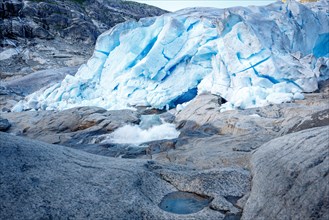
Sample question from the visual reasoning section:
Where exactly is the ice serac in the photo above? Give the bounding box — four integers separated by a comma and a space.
13, 0, 329, 112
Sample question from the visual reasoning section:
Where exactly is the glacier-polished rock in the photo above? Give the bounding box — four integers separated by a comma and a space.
13, 0, 329, 111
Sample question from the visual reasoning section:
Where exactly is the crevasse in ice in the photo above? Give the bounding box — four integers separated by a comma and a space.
13, 0, 329, 112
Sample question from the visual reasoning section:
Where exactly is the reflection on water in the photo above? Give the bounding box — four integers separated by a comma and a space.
159, 191, 212, 214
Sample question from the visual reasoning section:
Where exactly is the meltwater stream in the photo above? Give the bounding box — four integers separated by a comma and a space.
102, 115, 180, 145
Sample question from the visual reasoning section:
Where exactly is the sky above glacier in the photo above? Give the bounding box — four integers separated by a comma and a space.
134, 0, 276, 11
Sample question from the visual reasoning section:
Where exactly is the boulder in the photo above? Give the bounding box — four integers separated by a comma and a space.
0, 118, 11, 131
242, 126, 329, 220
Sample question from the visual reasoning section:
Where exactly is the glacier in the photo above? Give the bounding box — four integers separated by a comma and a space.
13, 0, 329, 112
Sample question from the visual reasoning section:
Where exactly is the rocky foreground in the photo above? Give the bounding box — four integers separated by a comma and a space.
1, 0, 329, 219
1, 79, 328, 219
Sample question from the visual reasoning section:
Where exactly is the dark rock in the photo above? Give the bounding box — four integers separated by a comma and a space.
136, 107, 167, 115
68, 139, 177, 159
32, 25, 52, 39
0, 1, 24, 18
223, 213, 242, 220
0, 118, 11, 131
69, 143, 148, 159
61, 22, 99, 44
177, 120, 220, 138
0, 0, 167, 79
159, 112, 176, 123
242, 126, 329, 220
145, 139, 177, 156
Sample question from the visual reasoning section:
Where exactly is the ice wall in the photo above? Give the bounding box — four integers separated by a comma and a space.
13, 0, 329, 112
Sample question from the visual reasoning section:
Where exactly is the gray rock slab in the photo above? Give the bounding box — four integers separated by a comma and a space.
2, 66, 79, 95
156, 134, 266, 169
2, 106, 141, 151
0, 132, 227, 219
242, 126, 329, 220
175, 92, 329, 138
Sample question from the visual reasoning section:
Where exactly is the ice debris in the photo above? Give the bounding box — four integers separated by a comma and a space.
13, 0, 329, 112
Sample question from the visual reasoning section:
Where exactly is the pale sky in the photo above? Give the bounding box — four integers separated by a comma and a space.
134, 0, 277, 12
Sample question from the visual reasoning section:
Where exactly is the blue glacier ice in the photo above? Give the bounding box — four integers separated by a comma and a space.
13, 0, 329, 112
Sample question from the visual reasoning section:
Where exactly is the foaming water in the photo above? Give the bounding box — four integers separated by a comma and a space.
103, 122, 179, 144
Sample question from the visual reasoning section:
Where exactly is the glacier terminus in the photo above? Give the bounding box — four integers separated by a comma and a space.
13, 0, 329, 112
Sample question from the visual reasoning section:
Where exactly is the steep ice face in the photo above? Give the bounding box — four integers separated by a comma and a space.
13, 0, 329, 112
